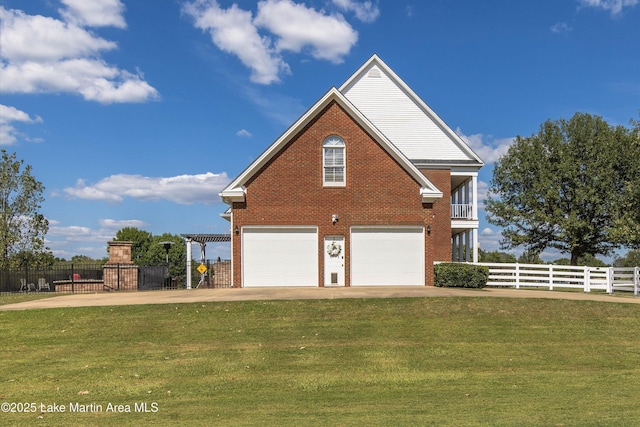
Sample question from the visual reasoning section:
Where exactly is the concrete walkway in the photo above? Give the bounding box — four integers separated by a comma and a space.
1, 286, 639, 311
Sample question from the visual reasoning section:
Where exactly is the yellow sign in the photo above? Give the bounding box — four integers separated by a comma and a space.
197, 263, 207, 274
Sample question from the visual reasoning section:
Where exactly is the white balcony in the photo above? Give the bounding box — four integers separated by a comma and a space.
451, 203, 473, 219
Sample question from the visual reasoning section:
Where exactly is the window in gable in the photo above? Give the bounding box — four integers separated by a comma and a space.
323, 136, 345, 186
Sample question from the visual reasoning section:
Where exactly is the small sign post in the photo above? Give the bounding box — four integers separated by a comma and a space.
197, 263, 207, 275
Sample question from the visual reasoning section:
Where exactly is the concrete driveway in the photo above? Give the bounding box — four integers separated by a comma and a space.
1, 286, 639, 311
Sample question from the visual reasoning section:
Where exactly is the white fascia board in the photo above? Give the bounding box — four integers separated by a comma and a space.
451, 220, 480, 229
421, 188, 444, 204
450, 168, 480, 177
340, 55, 485, 167
219, 187, 246, 204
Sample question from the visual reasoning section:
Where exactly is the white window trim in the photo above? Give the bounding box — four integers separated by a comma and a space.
323, 136, 346, 187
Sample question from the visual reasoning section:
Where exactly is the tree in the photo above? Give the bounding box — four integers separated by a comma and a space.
478, 249, 517, 263
553, 254, 608, 267
517, 249, 543, 264
612, 116, 640, 247
0, 150, 49, 268
113, 228, 186, 278
613, 250, 640, 268
70, 255, 103, 264
486, 113, 638, 265
113, 227, 153, 262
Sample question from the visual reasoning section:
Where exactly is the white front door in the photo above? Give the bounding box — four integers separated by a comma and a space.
324, 236, 345, 286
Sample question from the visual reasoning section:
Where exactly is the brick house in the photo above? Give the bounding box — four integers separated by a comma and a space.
220, 55, 483, 287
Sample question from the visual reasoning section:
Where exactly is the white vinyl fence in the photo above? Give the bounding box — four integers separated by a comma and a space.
471, 263, 640, 295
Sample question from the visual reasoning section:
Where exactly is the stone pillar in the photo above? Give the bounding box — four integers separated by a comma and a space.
104, 241, 139, 291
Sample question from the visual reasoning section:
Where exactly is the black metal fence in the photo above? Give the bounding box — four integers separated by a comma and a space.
193, 259, 232, 289
0, 259, 233, 294
0, 263, 183, 294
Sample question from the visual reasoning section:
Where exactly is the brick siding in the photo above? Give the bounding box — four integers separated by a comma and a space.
232, 101, 451, 287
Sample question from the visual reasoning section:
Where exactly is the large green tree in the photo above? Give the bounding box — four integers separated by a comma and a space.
612, 116, 640, 246
112, 228, 186, 277
113, 227, 154, 262
486, 113, 639, 265
613, 250, 640, 268
0, 150, 49, 268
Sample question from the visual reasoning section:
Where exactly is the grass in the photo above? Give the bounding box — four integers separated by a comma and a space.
1, 297, 640, 426
0, 292, 60, 306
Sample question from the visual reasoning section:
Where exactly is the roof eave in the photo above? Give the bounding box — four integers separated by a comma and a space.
219, 187, 245, 204
421, 188, 444, 204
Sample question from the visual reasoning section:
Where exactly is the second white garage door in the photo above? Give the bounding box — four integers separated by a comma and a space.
242, 227, 318, 287
351, 227, 425, 286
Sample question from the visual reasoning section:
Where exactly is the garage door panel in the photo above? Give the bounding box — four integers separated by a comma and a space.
243, 228, 318, 287
351, 228, 424, 286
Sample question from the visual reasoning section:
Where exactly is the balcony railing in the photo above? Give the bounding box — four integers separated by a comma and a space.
451, 204, 473, 219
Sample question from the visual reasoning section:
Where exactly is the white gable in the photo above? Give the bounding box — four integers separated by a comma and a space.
340, 56, 483, 166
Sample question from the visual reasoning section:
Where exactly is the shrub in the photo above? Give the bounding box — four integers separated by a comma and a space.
434, 263, 489, 288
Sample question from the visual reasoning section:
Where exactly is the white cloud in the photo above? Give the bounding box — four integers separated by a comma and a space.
551, 22, 573, 33
1, 60, 158, 104
184, 1, 287, 85
578, 0, 640, 15
455, 128, 514, 165
0, 104, 43, 145
255, 0, 358, 63
0, 5, 158, 104
59, 0, 127, 29
0, 9, 117, 62
63, 172, 231, 205
46, 218, 148, 259
332, 0, 380, 23
236, 129, 253, 137
47, 224, 94, 238
477, 180, 490, 211
183, 0, 362, 85
478, 227, 504, 252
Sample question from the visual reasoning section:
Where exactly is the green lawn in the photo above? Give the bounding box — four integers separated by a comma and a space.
1, 297, 639, 426
0, 293, 60, 306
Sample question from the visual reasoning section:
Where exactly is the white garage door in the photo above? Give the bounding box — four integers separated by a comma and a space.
242, 227, 318, 287
351, 227, 424, 286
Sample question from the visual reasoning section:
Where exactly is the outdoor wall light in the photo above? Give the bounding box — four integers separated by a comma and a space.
332, 214, 339, 224
427, 225, 431, 235
234, 225, 239, 235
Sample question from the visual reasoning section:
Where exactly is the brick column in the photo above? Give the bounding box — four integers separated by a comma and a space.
104, 241, 139, 291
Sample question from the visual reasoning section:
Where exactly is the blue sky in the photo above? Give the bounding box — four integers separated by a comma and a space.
0, 0, 638, 262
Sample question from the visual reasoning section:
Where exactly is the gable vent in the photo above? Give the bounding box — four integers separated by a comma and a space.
368, 68, 381, 78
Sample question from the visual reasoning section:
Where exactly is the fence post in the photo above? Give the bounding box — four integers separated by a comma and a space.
515, 264, 520, 289
635, 267, 640, 297
24, 259, 29, 293
549, 265, 554, 291
606, 267, 613, 294
71, 263, 75, 293
584, 267, 590, 293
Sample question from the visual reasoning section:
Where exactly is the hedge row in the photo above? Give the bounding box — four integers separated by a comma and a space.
434, 263, 489, 288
